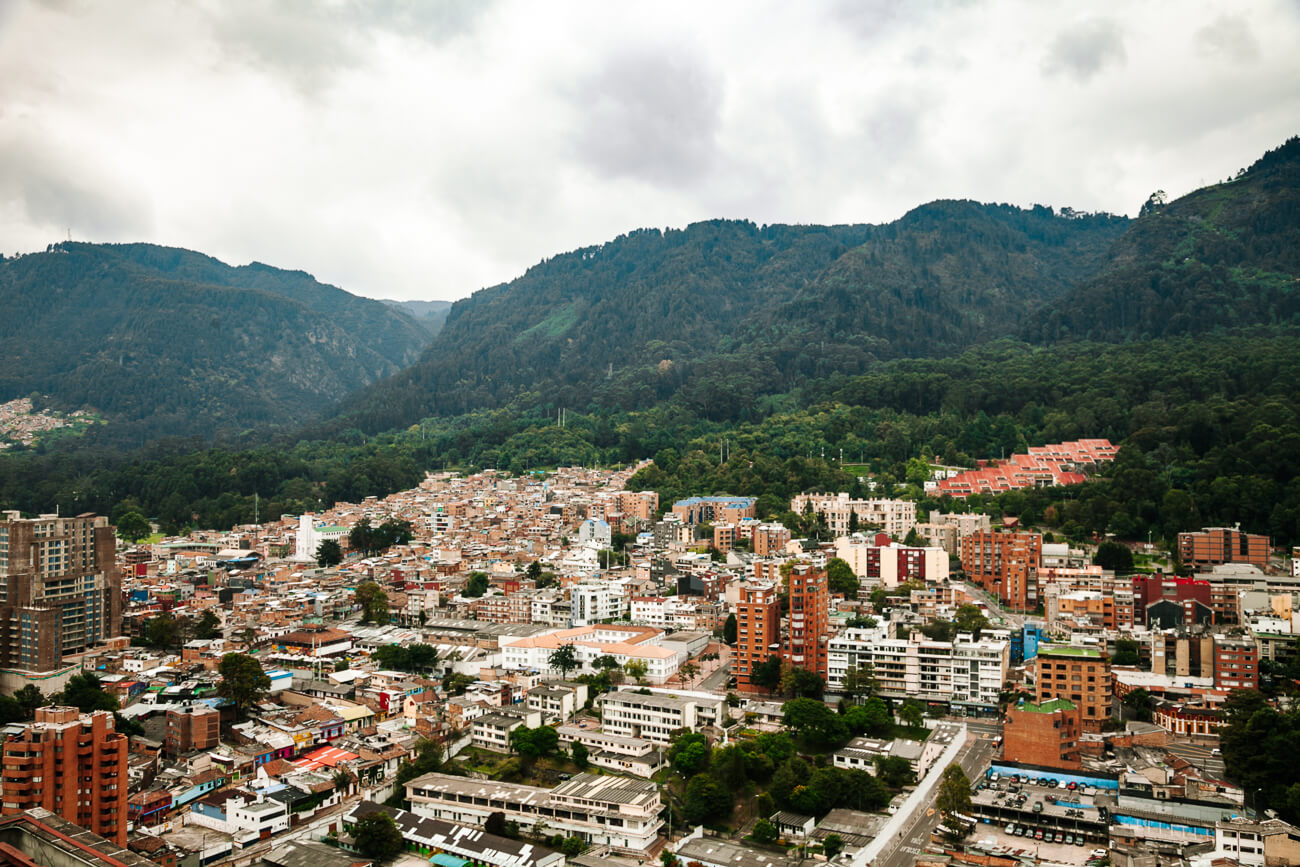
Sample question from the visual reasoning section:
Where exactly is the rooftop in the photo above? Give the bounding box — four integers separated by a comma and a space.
1018, 698, 1077, 713
1038, 645, 1103, 659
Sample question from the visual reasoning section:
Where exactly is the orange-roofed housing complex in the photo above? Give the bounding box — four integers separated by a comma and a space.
937, 439, 1118, 498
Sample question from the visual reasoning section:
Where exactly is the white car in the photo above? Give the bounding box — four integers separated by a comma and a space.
1091, 849, 1108, 859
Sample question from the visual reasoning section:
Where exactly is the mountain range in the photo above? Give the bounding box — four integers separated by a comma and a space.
1, 136, 1297, 461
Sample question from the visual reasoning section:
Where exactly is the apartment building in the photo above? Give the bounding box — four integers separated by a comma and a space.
0, 707, 128, 844
164, 703, 221, 757
406, 772, 664, 853
834, 535, 949, 587
1133, 575, 1215, 626
1034, 646, 1112, 733
752, 523, 792, 557
596, 688, 726, 744
472, 708, 544, 752
826, 628, 1008, 711
788, 494, 916, 539
784, 563, 831, 678
670, 497, 756, 526
525, 683, 587, 724
734, 581, 780, 693
556, 725, 663, 777
913, 512, 992, 556
1179, 527, 1271, 571
0, 511, 122, 672
960, 530, 1042, 610
569, 581, 626, 626
1213, 637, 1259, 690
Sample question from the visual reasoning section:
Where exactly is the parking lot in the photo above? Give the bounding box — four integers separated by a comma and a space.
967, 770, 1111, 851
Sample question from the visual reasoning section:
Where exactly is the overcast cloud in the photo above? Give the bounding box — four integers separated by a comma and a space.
0, 0, 1297, 301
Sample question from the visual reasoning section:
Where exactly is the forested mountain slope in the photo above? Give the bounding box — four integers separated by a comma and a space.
0, 242, 430, 443
1026, 135, 1300, 341
335, 204, 1128, 434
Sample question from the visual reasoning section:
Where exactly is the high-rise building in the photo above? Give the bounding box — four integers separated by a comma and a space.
960, 530, 1042, 610
0, 511, 122, 672
1034, 646, 1112, 733
783, 564, 831, 679
165, 704, 221, 757
788, 494, 916, 539
734, 582, 779, 693
0, 707, 128, 844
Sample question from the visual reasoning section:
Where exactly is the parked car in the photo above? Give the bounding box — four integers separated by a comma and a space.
1035, 830, 1044, 840
1067, 781, 1078, 790
1065, 834, 1075, 845
1006, 823, 1017, 835
1033, 802, 1044, 813
1054, 832, 1064, 843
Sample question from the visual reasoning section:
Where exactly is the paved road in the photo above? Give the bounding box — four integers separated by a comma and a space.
698, 649, 732, 692
1164, 740, 1227, 780
874, 733, 997, 867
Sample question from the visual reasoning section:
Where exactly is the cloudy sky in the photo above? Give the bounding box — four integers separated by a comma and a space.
1, 1, 1297, 302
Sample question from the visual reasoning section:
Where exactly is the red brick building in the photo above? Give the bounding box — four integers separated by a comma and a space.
1178, 527, 1271, 570
734, 582, 780, 693
1035, 646, 1112, 733
1213, 637, 1259, 691
783, 564, 831, 679
1132, 575, 1214, 626
165, 704, 221, 757
0, 707, 128, 844
960, 531, 1042, 610
1003, 698, 1081, 770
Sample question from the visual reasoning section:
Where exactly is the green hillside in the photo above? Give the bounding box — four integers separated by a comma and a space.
0, 242, 430, 443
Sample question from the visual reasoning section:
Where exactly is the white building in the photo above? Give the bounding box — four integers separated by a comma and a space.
827, 626, 1008, 710
293, 514, 349, 562
577, 518, 612, 549
597, 687, 726, 743
498, 625, 683, 684
833, 535, 949, 587
789, 493, 916, 538
406, 772, 663, 853
570, 580, 626, 626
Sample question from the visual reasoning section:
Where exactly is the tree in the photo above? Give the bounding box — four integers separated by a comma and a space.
1122, 688, 1154, 723
13, 684, 44, 719
780, 664, 825, 699
684, 773, 732, 824
752, 818, 778, 844
115, 511, 151, 543
571, 741, 589, 768
841, 663, 875, 703
668, 731, 711, 777
194, 609, 221, 640
898, 700, 925, 729
60, 673, 118, 713
316, 538, 343, 567
826, 558, 859, 597
953, 604, 991, 638
874, 755, 916, 789
485, 811, 508, 836
935, 763, 973, 841
751, 655, 783, 691
822, 834, 845, 859
1094, 541, 1134, 573
145, 614, 181, 651
353, 810, 404, 861
624, 659, 648, 684
845, 697, 891, 738
562, 837, 586, 858
217, 652, 271, 718
465, 571, 490, 598
355, 581, 389, 623
723, 613, 737, 646
680, 662, 699, 685
783, 697, 849, 747
1112, 638, 1141, 667
549, 644, 580, 679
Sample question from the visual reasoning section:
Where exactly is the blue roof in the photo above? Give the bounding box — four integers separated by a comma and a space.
673, 496, 756, 506
430, 855, 468, 867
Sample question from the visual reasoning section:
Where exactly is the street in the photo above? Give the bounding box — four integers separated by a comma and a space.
872, 732, 997, 867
